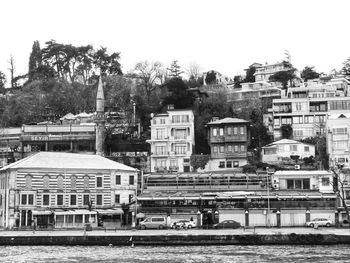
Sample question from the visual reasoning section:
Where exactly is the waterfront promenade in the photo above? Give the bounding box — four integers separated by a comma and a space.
0, 227, 350, 246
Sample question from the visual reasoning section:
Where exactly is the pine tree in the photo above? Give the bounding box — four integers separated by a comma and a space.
28, 40, 42, 81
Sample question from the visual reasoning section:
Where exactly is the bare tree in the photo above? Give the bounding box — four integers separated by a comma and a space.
186, 61, 201, 79
8, 55, 15, 89
331, 166, 350, 226
133, 61, 163, 103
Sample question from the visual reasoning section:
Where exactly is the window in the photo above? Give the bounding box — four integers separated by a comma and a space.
227, 127, 232, 135
240, 127, 244, 135
57, 194, 64, 206
96, 176, 103, 188
304, 146, 310, 152
43, 194, 50, 206
115, 194, 120, 204
212, 128, 217, 136
43, 175, 50, 189
322, 177, 330, 186
155, 145, 167, 155
226, 161, 232, 168
333, 141, 348, 150
175, 144, 187, 154
116, 175, 121, 185
219, 128, 224, 136
227, 145, 232, 152
129, 175, 135, 185
240, 145, 245, 152
290, 145, 297, 151
293, 130, 303, 137
83, 195, 90, 206
57, 175, 63, 189
296, 102, 302, 111
153, 119, 157, 125
219, 146, 225, 153
219, 161, 225, 168
71, 175, 76, 189
233, 161, 239, 167
25, 175, 32, 190
234, 145, 239, 152
174, 129, 187, 139
84, 175, 89, 189
70, 195, 77, 206
213, 146, 218, 153
21, 194, 34, 205
160, 119, 165, 124
156, 128, 166, 139
333, 128, 348, 135
286, 179, 310, 189
233, 127, 238, 134
96, 194, 103, 205
129, 194, 133, 203
292, 116, 303, 124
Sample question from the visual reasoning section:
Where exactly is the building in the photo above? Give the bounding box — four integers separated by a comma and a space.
147, 107, 195, 173
326, 113, 350, 168
261, 139, 315, 165
205, 117, 250, 170
270, 77, 350, 140
137, 169, 336, 227
0, 152, 137, 229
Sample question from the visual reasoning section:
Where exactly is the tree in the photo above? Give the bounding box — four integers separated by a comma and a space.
190, 154, 209, 172
167, 60, 183, 78
243, 65, 256, 83
133, 61, 163, 103
28, 40, 43, 81
186, 62, 201, 80
205, 70, 216, 85
342, 57, 350, 80
331, 166, 350, 226
269, 62, 296, 90
233, 75, 243, 88
161, 78, 194, 109
8, 55, 16, 88
0, 71, 6, 94
92, 46, 122, 76
301, 66, 320, 82
281, 124, 293, 139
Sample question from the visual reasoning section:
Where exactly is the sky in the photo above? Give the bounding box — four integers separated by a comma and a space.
1, 0, 350, 83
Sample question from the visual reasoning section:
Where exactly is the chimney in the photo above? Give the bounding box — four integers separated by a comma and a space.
167, 104, 174, 110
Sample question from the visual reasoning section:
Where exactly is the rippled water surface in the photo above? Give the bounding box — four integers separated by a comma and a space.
1, 245, 350, 263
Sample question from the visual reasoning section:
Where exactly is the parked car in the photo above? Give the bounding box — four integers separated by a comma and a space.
306, 218, 332, 228
172, 220, 196, 229
213, 220, 241, 229
140, 217, 167, 230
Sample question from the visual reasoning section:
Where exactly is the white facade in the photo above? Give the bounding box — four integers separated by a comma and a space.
147, 109, 195, 173
271, 77, 350, 140
326, 113, 350, 168
262, 139, 315, 164
272, 170, 334, 193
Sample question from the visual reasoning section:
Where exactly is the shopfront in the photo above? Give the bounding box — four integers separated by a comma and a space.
54, 210, 97, 228
96, 208, 124, 228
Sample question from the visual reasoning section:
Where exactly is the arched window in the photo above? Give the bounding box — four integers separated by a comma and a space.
84, 175, 90, 189
43, 175, 50, 189
25, 175, 32, 190
71, 175, 76, 189
57, 175, 63, 189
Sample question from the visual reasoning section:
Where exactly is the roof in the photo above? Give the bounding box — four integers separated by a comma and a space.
206, 117, 249, 125
262, 139, 312, 148
328, 113, 350, 119
274, 170, 332, 176
0, 152, 137, 172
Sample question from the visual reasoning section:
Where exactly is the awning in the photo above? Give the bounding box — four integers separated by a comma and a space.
32, 210, 52, 216
136, 213, 145, 219
96, 208, 124, 215
54, 210, 97, 215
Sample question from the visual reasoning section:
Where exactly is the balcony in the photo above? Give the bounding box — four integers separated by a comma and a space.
154, 166, 167, 173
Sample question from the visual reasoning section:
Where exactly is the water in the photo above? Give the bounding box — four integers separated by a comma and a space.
1, 245, 350, 263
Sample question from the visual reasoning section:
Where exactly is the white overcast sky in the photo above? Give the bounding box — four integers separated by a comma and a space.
1, 0, 350, 82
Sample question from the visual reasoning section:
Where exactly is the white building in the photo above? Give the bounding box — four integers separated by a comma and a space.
147, 107, 195, 173
270, 77, 350, 140
261, 139, 315, 164
326, 113, 350, 168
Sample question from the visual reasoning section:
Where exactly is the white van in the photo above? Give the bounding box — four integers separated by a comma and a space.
140, 217, 167, 229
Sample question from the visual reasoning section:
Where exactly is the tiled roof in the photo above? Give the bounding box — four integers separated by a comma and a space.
0, 152, 137, 172
206, 117, 249, 125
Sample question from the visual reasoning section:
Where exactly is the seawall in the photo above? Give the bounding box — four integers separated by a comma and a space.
0, 232, 349, 246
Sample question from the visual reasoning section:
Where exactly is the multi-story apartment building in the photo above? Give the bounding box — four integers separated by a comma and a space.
0, 152, 137, 229
326, 113, 350, 168
270, 77, 350, 140
147, 107, 195, 173
206, 117, 249, 170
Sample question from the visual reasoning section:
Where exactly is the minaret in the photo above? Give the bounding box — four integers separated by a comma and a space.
95, 75, 105, 156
